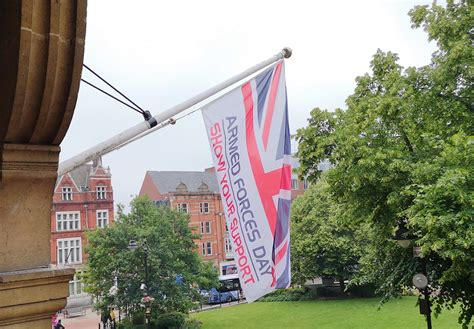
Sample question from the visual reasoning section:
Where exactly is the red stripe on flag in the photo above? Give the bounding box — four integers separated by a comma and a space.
275, 240, 289, 265
281, 164, 291, 190
262, 62, 282, 150
243, 82, 276, 233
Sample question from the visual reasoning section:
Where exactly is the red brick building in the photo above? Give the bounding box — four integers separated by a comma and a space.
139, 169, 236, 275
50, 158, 114, 306
138, 161, 322, 276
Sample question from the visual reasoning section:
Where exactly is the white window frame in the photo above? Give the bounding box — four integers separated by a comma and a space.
201, 243, 206, 256
96, 186, 107, 200
225, 237, 232, 253
200, 221, 211, 234
69, 273, 85, 296
62, 187, 73, 201
303, 179, 310, 189
96, 210, 109, 228
57, 237, 82, 265
176, 203, 188, 213
56, 211, 80, 232
199, 202, 209, 214
206, 242, 212, 256
291, 179, 299, 190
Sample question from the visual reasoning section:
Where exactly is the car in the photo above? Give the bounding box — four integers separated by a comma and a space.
207, 288, 238, 304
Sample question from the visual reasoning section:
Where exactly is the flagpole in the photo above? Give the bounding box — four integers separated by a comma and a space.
58, 47, 292, 176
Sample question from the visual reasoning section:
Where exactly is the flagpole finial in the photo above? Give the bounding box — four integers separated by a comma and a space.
281, 47, 292, 59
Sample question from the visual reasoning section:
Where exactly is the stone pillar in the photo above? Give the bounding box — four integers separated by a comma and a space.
0, 1, 87, 327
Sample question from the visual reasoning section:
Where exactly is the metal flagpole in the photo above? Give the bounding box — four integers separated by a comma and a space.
58, 47, 292, 176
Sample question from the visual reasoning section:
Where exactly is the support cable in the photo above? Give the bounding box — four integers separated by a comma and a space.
80, 78, 143, 115
82, 64, 153, 121
58, 48, 292, 176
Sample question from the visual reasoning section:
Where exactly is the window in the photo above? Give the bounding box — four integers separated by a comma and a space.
225, 237, 232, 253
57, 238, 82, 265
201, 242, 212, 256
200, 221, 211, 234
303, 179, 310, 189
62, 187, 73, 201
206, 242, 212, 255
199, 202, 209, 214
69, 274, 85, 296
96, 210, 108, 228
56, 212, 80, 231
176, 203, 188, 213
96, 186, 107, 200
291, 179, 299, 190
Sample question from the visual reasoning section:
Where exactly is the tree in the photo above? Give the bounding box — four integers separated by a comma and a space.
84, 196, 219, 317
291, 176, 364, 293
295, 1, 473, 326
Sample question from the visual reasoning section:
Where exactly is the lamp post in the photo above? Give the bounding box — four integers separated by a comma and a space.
128, 239, 152, 329
393, 222, 432, 329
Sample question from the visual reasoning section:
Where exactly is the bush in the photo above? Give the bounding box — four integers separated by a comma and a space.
117, 318, 146, 329
314, 286, 340, 297
131, 311, 145, 325
156, 311, 186, 329
258, 287, 311, 302
183, 318, 202, 329
346, 283, 378, 298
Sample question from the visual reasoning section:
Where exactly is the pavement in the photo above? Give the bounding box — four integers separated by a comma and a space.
58, 307, 103, 329
57, 300, 246, 328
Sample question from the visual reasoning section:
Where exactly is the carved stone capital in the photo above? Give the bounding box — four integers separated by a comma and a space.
1, 143, 60, 179
0, 268, 75, 328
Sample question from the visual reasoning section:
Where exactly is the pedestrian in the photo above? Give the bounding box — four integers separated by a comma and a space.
51, 313, 58, 328
110, 307, 116, 329
101, 310, 109, 328
54, 319, 65, 329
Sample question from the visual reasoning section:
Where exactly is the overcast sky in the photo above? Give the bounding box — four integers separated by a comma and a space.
60, 0, 436, 210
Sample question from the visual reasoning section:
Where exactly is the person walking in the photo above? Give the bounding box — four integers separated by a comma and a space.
54, 319, 65, 329
51, 313, 58, 328
110, 308, 116, 329
101, 309, 110, 328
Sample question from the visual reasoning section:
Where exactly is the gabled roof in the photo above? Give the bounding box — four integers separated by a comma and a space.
147, 171, 219, 194
55, 164, 91, 190
69, 164, 92, 188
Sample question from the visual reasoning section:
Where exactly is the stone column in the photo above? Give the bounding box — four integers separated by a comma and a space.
0, 1, 87, 327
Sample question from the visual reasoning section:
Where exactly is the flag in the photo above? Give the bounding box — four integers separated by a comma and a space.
201, 60, 291, 302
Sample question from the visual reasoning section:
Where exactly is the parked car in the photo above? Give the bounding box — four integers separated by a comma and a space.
207, 288, 238, 304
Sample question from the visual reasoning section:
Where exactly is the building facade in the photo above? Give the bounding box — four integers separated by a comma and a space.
139, 170, 235, 275
139, 164, 315, 277
50, 158, 114, 307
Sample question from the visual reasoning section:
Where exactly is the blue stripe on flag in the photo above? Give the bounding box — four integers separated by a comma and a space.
276, 94, 291, 159
276, 248, 291, 288
275, 198, 290, 247
255, 67, 274, 126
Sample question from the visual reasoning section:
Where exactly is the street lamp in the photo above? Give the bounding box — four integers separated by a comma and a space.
128, 239, 152, 329
393, 223, 432, 329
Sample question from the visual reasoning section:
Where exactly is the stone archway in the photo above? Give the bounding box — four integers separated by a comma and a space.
0, 1, 87, 327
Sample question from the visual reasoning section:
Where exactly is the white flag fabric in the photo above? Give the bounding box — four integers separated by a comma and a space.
201, 61, 292, 302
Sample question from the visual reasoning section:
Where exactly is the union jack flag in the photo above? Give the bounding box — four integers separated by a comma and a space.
241, 61, 292, 288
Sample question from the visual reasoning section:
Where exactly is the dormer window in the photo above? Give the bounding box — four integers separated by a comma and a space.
96, 186, 107, 200
62, 187, 73, 201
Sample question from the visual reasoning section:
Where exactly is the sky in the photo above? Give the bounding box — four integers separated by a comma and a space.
60, 0, 437, 210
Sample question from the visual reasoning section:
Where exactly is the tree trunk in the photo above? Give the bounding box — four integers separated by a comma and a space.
338, 276, 346, 294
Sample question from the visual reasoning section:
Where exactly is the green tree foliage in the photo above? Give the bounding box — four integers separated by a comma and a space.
295, 1, 473, 326
84, 196, 219, 316
291, 177, 365, 292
